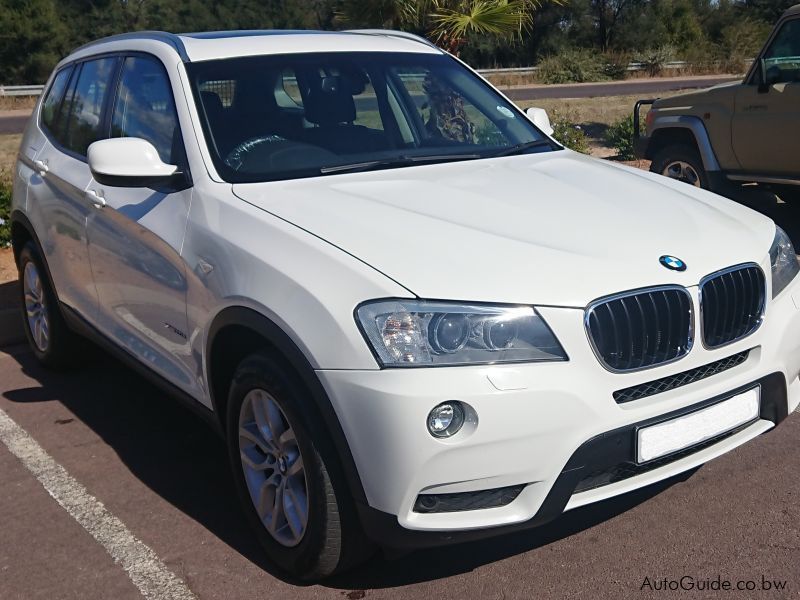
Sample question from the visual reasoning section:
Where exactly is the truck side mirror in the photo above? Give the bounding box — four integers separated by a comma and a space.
758, 58, 769, 93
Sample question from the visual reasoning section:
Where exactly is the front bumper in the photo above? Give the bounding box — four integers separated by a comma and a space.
317, 275, 800, 547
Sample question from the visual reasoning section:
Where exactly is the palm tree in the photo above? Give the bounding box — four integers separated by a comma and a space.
336, 0, 551, 55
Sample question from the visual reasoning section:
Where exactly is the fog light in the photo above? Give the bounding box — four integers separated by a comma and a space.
427, 402, 465, 438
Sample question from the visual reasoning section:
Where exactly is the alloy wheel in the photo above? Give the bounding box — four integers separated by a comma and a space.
23, 261, 50, 352
238, 388, 309, 547
662, 160, 701, 187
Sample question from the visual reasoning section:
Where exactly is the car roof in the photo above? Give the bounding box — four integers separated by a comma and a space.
71, 29, 442, 63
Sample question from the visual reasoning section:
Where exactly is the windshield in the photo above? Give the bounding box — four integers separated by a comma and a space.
186, 51, 558, 183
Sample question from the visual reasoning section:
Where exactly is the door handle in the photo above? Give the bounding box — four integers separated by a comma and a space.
33, 159, 48, 175
86, 189, 106, 208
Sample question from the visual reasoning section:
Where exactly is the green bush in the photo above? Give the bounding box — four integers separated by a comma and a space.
0, 178, 11, 248
604, 114, 643, 160
536, 49, 609, 84
602, 53, 632, 80
550, 111, 590, 154
636, 44, 677, 76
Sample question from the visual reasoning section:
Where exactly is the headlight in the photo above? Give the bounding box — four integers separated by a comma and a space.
356, 300, 567, 367
769, 226, 800, 298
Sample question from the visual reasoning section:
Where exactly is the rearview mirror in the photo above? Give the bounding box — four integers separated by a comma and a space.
88, 138, 179, 187
525, 107, 554, 136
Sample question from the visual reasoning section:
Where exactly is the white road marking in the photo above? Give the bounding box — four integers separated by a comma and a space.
0, 406, 197, 600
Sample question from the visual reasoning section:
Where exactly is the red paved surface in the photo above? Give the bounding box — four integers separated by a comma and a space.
0, 340, 798, 600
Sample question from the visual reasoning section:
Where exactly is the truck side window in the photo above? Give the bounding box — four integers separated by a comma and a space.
764, 19, 800, 84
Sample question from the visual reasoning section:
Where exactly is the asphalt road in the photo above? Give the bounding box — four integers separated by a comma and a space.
502, 75, 739, 101
0, 76, 740, 136
0, 110, 30, 135
0, 189, 798, 600
0, 343, 797, 600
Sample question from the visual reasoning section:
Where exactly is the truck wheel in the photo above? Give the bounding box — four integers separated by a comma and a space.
226, 351, 373, 580
650, 144, 709, 189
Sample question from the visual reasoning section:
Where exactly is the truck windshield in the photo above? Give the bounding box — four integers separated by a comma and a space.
186, 51, 558, 183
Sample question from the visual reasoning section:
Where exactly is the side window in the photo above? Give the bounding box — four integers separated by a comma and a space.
111, 56, 182, 165
60, 57, 117, 156
764, 19, 800, 84
40, 66, 73, 135
276, 68, 303, 108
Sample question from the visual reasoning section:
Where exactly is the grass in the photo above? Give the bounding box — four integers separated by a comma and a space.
0, 96, 38, 112
517, 92, 681, 154
0, 135, 20, 248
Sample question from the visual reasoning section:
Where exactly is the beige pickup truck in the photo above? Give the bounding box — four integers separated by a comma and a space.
634, 4, 800, 200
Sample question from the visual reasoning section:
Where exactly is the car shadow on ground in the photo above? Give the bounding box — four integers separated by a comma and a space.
2, 346, 694, 589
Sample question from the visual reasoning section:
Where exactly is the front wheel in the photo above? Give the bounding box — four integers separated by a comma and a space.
650, 144, 709, 189
226, 351, 371, 580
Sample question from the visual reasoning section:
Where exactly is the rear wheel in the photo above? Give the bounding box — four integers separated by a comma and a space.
17, 241, 83, 368
650, 144, 709, 189
226, 351, 372, 580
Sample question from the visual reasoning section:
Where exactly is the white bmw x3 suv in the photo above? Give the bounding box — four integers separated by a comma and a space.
10, 29, 800, 579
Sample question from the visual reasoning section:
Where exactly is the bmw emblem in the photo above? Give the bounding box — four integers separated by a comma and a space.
659, 255, 686, 271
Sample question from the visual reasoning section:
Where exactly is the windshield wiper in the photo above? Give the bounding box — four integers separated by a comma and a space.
486, 140, 556, 158
319, 153, 482, 175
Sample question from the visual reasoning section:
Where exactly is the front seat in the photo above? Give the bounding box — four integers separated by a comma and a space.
300, 75, 389, 155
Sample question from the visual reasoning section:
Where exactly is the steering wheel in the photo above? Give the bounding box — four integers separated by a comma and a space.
225, 135, 287, 171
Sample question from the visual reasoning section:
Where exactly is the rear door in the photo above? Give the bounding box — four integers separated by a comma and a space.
732, 17, 800, 174
26, 57, 119, 317
85, 54, 197, 394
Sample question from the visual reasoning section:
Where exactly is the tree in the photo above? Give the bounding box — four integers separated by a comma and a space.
336, 0, 551, 55
0, 0, 68, 84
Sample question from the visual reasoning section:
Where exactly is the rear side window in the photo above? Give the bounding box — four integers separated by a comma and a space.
111, 56, 182, 165
60, 57, 117, 156
40, 67, 73, 134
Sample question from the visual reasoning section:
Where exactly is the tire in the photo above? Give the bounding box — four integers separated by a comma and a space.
17, 241, 83, 368
650, 144, 710, 189
225, 351, 372, 580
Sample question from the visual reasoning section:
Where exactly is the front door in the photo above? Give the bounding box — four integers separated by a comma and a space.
732, 17, 800, 175
86, 55, 197, 394
27, 58, 119, 316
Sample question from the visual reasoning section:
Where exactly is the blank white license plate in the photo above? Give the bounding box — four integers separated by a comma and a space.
636, 387, 760, 464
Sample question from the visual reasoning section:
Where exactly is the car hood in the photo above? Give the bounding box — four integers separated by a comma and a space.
232, 151, 775, 307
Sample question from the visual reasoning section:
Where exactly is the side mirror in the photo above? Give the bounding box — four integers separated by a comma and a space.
758, 58, 770, 93
88, 138, 179, 187
525, 107, 554, 136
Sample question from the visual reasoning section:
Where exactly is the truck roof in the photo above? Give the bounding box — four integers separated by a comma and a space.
786, 4, 800, 16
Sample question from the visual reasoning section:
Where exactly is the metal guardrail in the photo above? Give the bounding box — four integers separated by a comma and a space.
476, 60, 731, 76
0, 84, 45, 97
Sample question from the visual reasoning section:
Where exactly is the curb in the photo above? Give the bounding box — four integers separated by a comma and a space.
0, 307, 24, 347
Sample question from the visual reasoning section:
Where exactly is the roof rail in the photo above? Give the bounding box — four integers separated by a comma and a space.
345, 29, 441, 51
72, 31, 189, 62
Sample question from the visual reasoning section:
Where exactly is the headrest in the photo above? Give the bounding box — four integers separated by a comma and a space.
200, 91, 224, 115
303, 75, 358, 126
